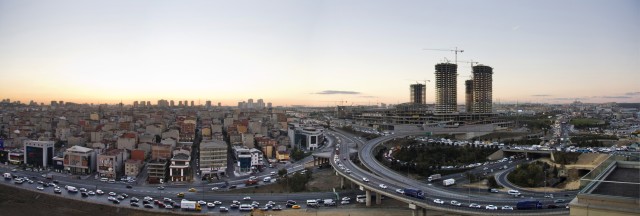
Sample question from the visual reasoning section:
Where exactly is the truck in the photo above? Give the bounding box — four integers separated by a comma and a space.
3, 173, 11, 180
180, 200, 202, 211
443, 178, 455, 186
403, 188, 425, 199
427, 174, 441, 182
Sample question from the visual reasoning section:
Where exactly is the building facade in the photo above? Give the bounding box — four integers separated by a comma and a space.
63, 145, 96, 175
465, 79, 473, 113
169, 149, 191, 182
124, 159, 142, 177
199, 140, 228, 177
97, 149, 129, 179
147, 159, 168, 184
410, 83, 426, 104
435, 63, 458, 113
23, 140, 54, 168
472, 65, 493, 113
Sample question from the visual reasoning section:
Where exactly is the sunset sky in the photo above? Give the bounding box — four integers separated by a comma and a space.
1, 0, 638, 106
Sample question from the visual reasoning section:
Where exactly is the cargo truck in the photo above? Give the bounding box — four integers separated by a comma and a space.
181, 200, 202, 211
443, 178, 455, 186
403, 188, 426, 199
3, 173, 11, 180
427, 174, 441, 182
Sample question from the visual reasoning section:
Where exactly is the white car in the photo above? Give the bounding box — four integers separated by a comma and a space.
395, 189, 404, 194
450, 200, 461, 206
469, 203, 481, 208
211, 187, 219, 191
36, 186, 44, 190
213, 201, 222, 205
362, 177, 369, 182
198, 200, 207, 205
501, 206, 513, 210
341, 197, 351, 201
345, 169, 351, 174
340, 200, 350, 205
243, 196, 251, 200
378, 184, 387, 189
108, 192, 117, 196
486, 205, 498, 210
207, 203, 215, 208
96, 190, 104, 195
433, 199, 444, 204
88, 191, 96, 195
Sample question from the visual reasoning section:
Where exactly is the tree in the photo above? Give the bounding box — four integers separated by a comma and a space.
154, 135, 162, 143
278, 168, 287, 177
486, 175, 500, 188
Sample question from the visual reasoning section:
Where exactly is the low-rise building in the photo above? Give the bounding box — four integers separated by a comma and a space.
63, 145, 96, 175
151, 143, 172, 160
275, 145, 290, 162
97, 149, 129, 179
170, 149, 191, 182
147, 159, 168, 184
250, 148, 264, 168
235, 147, 251, 173
23, 140, 55, 168
200, 140, 228, 177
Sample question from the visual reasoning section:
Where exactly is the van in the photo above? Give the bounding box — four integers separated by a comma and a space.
508, 190, 521, 196
306, 199, 318, 207
100, 178, 108, 182
263, 177, 271, 182
356, 195, 366, 203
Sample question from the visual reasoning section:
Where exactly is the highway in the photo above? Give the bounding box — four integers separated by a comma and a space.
328, 129, 570, 215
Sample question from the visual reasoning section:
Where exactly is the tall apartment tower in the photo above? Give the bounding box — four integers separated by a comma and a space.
465, 79, 473, 112
472, 65, 493, 113
435, 63, 458, 113
410, 83, 426, 104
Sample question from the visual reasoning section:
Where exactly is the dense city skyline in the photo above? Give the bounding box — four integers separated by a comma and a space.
1, 0, 638, 106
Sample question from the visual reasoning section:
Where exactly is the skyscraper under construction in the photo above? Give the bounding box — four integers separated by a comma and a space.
435, 63, 457, 113
410, 83, 426, 104
472, 65, 493, 113
465, 79, 473, 113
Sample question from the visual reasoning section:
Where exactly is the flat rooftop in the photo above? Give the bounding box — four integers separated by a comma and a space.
590, 167, 640, 198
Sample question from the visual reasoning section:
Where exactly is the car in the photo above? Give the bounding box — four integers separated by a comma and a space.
157, 203, 166, 208
501, 205, 513, 210
554, 199, 566, 203
144, 204, 153, 208
362, 177, 369, 182
108, 192, 116, 196
345, 169, 351, 174
198, 200, 207, 205
188, 188, 196, 192
272, 205, 282, 211
219, 206, 229, 212
341, 197, 351, 201
81, 192, 89, 197
177, 192, 184, 198
469, 203, 481, 208
486, 205, 498, 210
433, 199, 444, 204
52, 180, 59, 184
213, 201, 222, 205
157, 186, 165, 190
292, 205, 301, 209
120, 193, 128, 198
341, 200, 350, 205
88, 191, 95, 195
395, 189, 404, 194
112, 200, 120, 204
126, 185, 132, 189
37, 181, 44, 185
36, 186, 44, 190
230, 204, 239, 209
163, 197, 173, 203
243, 196, 251, 200
286, 200, 296, 204
96, 190, 104, 195
165, 205, 173, 209
211, 187, 219, 191
79, 188, 87, 192
28, 180, 34, 184
54, 188, 62, 194
252, 201, 260, 206
379, 184, 388, 189
11, 169, 16, 172
130, 197, 139, 202
130, 202, 140, 207
489, 188, 499, 193
117, 195, 125, 200
207, 202, 215, 208
228, 185, 237, 189
545, 194, 554, 198
450, 200, 461, 206
547, 204, 559, 209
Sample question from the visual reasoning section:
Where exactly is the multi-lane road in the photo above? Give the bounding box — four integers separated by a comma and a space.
328, 129, 570, 215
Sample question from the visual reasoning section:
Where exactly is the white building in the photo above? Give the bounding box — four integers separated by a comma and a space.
250, 148, 264, 168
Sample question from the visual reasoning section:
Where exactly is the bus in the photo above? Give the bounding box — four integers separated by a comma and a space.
516, 199, 542, 210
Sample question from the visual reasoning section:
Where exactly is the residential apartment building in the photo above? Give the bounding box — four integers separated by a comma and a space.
124, 159, 143, 178
250, 148, 264, 168
199, 140, 228, 177
147, 159, 168, 184
151, 143, 172, 160
170, 149, 191, 182
117, 132, 137, 150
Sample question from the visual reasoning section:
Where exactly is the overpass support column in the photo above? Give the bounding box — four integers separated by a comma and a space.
340, 176, 345, 188
375, 192, 381, 204
422, 207, 426, 216
365, 189, 371, 207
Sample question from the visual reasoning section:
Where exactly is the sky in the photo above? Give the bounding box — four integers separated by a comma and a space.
0, 0, 638, 107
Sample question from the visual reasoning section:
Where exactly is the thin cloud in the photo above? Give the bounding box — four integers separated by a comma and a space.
551, 97, 584, 101
624, 92, 640, 96
601, 96, 631, 99
314, 90, 361, 95
531, 94, 551, 97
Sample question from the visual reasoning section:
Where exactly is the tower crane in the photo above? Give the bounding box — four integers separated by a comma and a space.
423, 47, 464, 64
